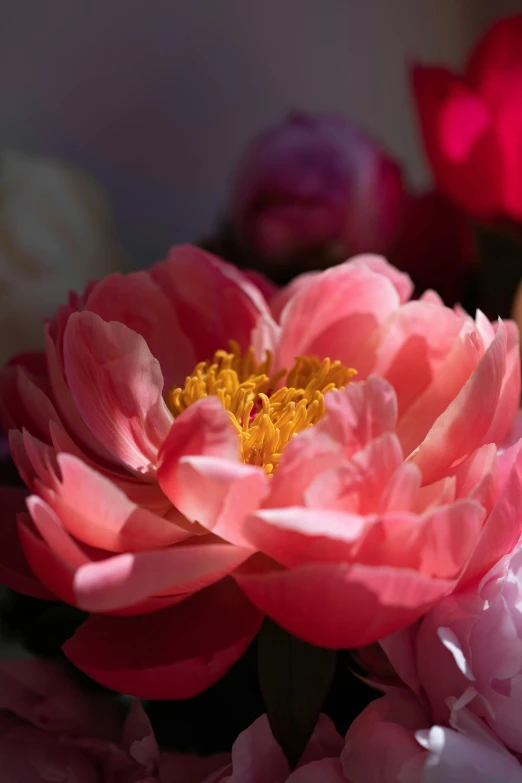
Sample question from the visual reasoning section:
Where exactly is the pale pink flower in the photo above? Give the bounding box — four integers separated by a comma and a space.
382, 516, 522, 755
159, 254, 522, 650
0, 659, 161, 782
1, 247, 521, 697
0, 245, 269, 698
342, 688, 522, 782
193, 713, 346, 783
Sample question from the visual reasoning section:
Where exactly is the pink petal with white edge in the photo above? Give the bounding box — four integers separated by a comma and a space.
0, 488, 54, 600
458, 445, 522, 587
43, 453, 191, 552
412, 320, 507, 484
63, 578, 263, 699
84, 271, 197, 390
63, 311, 173, 474
235, 560, 453, 648
73, 542, 254, 612
276, 262, 401, 371
158, 397, 268, 546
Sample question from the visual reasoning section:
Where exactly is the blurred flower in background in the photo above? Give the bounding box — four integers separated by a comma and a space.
231, 112, 408, 268
412, 15, 522, 224
0, 148, 125, 366
207, 111, 475, 307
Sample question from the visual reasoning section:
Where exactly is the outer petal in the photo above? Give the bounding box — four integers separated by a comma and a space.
63, 311, 173, 473
62, 578, 263, 699
412, 320, 506, 484
235, 559, 453, 648
459, 444, 522, 587
158, 397, 268, 546
0, 487, 54, 599
43, 453, 191, 552
73, 541, 254, 612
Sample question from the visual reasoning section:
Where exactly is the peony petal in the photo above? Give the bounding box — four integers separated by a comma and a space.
276, 262, 401, 371
459, 445, 522, 587
396, 318, 481, 457
158, 397, 268, 546
63, 311, 173, 473
235, 559, 453, 648
63, 578, 263, 699
73, 542, 254, 612
84, 270, 197, 390
44, 453, 191, 552
149, 245, 270, 361
412, 320, 506, 484
484, 320, 521, 445
0, 488, 54, 599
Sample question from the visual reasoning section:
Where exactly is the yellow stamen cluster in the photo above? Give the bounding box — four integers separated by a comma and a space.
167, 342, 356, 475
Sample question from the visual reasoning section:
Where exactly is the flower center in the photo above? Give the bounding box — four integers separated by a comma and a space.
166, 342, 356, 475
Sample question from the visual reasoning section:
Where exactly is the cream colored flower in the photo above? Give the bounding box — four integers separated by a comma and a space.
0, 149, 125, 363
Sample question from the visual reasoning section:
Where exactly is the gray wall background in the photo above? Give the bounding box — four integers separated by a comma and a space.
0, 1, 520, 267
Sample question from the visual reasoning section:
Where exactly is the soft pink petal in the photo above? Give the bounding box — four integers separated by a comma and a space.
412, 320, 506, 483
459, 445, 522, 587
63, 311, 173, 473
276, 262, 401, 371
44, 453, 191, 552
341, 690, 429, 782
45, 327, 121, 468
270, 270, 321, 322
73, 542, 253, 612
484, 319, 521, 445
158, 397, 268, 546
235, 559, 453, 648
149, 245, 270, 360
347, 254, 414, 303
84, 270, 197, 390
63, 578, 263, 699
356, 302, 463, 419
396, 318, 482, 457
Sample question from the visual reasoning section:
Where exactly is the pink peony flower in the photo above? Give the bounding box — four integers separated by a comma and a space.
190, 713, 346, 783
0, 245, 269, 698
1, 246, 521, 697
158, 253, 522, 650
342, 687, 522, 782
0, 658, 162, 782
382, 513, 522, 755
231, 112, 409, 263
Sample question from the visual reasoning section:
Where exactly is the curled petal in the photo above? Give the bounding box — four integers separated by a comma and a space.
63, 578, 263, 699
63, 311, 173, 473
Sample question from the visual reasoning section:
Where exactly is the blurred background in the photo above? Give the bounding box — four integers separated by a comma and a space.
1, 0, 520, 268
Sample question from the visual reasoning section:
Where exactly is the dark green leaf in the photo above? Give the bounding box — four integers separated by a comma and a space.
257, 617, 337, 769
